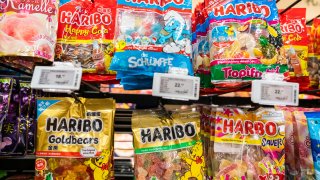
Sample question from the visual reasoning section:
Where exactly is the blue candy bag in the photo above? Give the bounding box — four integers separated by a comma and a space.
306, 112, 320, 179
110, 0, 194, 76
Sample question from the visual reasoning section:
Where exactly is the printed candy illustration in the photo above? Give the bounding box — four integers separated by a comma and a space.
160, 11, 191, 54
84, 149, 112, 179
0, 0, 58, 62
179, 142, 205, 180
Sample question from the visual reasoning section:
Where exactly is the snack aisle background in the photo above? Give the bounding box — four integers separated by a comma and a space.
1, 0, 320, 180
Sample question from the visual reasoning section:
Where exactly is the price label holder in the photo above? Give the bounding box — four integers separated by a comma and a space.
152, 73, 200, 101
31, 62, 82, 93
251, 73, 299, 106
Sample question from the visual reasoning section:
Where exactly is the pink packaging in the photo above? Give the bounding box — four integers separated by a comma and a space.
0, 0, 59, 62
293, 111, 315, 177
283, 111, 299, 176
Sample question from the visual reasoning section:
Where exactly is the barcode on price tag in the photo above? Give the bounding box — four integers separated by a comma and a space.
31, 66, 82, 91
251, 80, 299, 106
152, 73, 200, 101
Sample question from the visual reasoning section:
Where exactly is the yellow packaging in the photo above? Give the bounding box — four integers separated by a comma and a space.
35, 97, 115, 180
132, 108, 205, 180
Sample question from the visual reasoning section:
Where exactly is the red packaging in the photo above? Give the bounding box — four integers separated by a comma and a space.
280, 8, 309, 90
56, 0, 117, 77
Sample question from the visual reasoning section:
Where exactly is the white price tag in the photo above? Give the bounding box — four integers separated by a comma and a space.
152, 73, 200, 101
31, 65, 82, 92
251, 80, 299, 106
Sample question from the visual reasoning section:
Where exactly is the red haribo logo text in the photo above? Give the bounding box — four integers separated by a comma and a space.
125, 0, 184, 7
60, 8, 112, 26
213, 2, 271, 18
222, 119, 278, 137
281, 20, 305, 34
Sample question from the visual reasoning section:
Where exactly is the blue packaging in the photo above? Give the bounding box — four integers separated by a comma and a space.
306, 112, 320, 180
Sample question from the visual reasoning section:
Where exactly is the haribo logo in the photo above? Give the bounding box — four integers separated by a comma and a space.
125, 0, 184, 7
60, 7, 112, 26
222, 119, 278, 137
281, 20, 305, 34
128, 53, 173, 68
213, 2, 271, 18
46, 117, 103, 132
140, 123, 196, 143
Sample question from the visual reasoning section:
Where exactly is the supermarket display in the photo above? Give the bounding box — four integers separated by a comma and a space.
35, 97, 115, 180
1, 0, 320, 179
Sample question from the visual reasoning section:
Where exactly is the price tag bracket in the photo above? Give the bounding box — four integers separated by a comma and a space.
251, 80, 299, 106
152, 73, 200, 101
31, 64, 82, 92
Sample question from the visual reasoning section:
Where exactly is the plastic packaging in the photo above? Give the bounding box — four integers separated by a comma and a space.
35, 97, 115, 180
280, 8, 309, 90
305, 112, 320, 180
0, 0, 59, 63
213, 107, 285, 179
110, 0, 194, 89
207, 0, 287, 87
132, 108, 204, 180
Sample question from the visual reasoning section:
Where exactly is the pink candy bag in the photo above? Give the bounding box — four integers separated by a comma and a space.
0, 0, 59, 63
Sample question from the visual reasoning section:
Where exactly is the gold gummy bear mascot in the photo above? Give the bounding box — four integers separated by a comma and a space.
180, 142, 205, 180
84, 149, 112, 180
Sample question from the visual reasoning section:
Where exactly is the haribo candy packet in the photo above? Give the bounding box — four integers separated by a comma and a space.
0, 0, 59, 63
207, 0, 287, 87
305, 112, 320, 180
56, 0, 117, 76
213, 107, 285, 179
132, 108, 204, 180
35, 97, 115, 180
280, 8, 309, 90
307, 18, 320, 89
110, 0, 194, 89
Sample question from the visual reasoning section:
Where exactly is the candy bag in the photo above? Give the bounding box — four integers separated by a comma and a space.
132, 108, 204, 180
0, 79, 26, 156
306, 112, 320, 180
293, 111, 316, 178
207, 0, 287, 87
35, 97, 115, 180
280, 8, 309, 90
274, 107, 299, 177
0, 0, 59, 63
213, 108, 285, 179
307, 19, 320, 88
110, 0, 194, 89
56, 0, 117, 76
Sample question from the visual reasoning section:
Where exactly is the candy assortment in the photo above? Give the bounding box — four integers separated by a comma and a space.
132, 108, 204, 180
35, 97, 116, 180
56, 0, 117, 76
109, 0, 194, 89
